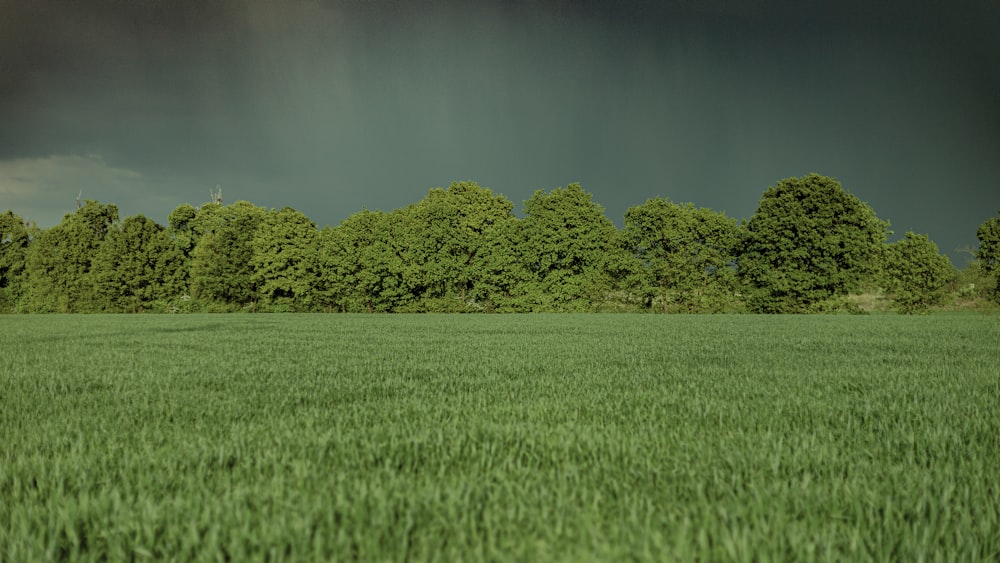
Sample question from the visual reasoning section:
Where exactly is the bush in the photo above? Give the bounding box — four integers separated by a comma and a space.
884, 232, 956, 313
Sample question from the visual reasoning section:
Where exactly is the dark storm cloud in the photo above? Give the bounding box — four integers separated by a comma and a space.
1, 0, 998, 262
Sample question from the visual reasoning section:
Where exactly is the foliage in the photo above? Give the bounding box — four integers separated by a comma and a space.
165, 203, 199, 288
316, 209, 413, 312
167, 203, 199, 255
517, 183, 626, 311
622, 198, 741, 312
976, 211, 1000, 301
22, 200, 119, 312
0, 211, 33, 312
189, 201, 267, 308
2, 177, 980, 315
883, 232, 956, 313
250, 207, 319, 310
948, 258, 998, 310
90, 214, 187, 312
738, 174, 890, 313
397, 181, 518, 311
2, 314, 999, 560
468, 216, 535, 312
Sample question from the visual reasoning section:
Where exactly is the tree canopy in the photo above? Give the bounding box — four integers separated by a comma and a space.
975, 211, 1000, 302
517, 183, 626, 311
623, 198, 740, 312
189, 201, 267, 308
251, 207, 319, 310
738, 174, 889, 313
23, 201, 119, 313
0, 211, 33, 312
884, 232, 955, 313
1, 175, 982, 314
91, 214, 186, 312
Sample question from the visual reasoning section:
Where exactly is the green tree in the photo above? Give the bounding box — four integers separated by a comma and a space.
315, 212, 376, 312
398, 181, 518, 311
622, 198, 741, 313
167, 203, 200, 255
90, 214, 187, 312
517, 183, 624, 311
316, 209, 411, 312
189, 201, 267, 309
738, 174, 889, 313
313, 226, 344, 312
23, 200, 119, 312
0, 211, 33, 312
975, 211, 1000, 301
469, 216, 534, 312
884, 232, 956, 313
250, 207, 319, 310
165, 203, 200, 290
317, 189, 530, 313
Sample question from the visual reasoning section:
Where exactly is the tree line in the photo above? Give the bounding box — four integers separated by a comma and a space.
1, 174, 997, 314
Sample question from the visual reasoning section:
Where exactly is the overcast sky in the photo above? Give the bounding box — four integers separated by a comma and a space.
2, 0, 998, 264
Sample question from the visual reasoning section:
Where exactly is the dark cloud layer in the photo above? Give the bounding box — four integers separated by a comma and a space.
2, 0, 998, 263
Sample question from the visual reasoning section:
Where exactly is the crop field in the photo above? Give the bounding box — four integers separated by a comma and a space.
1, 314, 999, 561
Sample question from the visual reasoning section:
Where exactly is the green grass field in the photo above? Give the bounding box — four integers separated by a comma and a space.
2, 314, 999, 561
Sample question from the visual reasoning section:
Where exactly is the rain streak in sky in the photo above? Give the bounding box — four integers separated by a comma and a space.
2, 0, 999, 263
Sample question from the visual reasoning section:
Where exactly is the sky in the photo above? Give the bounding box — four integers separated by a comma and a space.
2, 0, 998, 265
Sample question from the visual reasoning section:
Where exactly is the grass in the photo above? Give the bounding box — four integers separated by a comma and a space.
2, 313, 999, 561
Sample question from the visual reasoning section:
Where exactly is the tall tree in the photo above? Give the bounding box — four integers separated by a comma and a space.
884, 232, 956, 313
398, 181, 518, 311
517, 183, 624, 311
90, 214, 187, 312
622, 198, 740, 312
738, 174, 889, 313
189, 201, 267, 308
167, 203, 199, 248
469, 216, 533, 312
0, 211, 33, 312
23, 200, 118, 312
250, 207, 319, 310
316, 209, 411, 313
166, 203, 199, 290
975, 211, 1000, 301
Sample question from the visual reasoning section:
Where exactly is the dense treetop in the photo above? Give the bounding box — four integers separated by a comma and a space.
738, 174, 890, 313
1, 175, 993, 314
